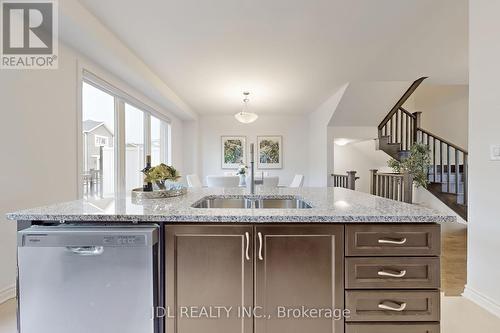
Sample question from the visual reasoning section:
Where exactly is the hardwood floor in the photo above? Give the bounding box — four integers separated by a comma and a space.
441, 221, 467, 296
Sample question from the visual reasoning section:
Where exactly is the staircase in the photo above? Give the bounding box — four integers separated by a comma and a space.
376, 77, 468, 221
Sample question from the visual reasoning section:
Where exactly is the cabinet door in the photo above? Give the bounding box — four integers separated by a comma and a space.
166, 226, 253, 333
255, 225, 344, 333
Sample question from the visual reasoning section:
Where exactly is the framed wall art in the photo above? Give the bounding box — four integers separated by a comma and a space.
221, 136, 247, 169
257, 135, 282, 169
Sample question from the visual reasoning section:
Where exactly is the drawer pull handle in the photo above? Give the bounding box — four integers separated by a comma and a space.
378, 269, 407, 278
66, 246, 104, 256
378, 302, 407, 312
245, 232, 250, 261
258, 232, 264, 261
378, 237, 407, 245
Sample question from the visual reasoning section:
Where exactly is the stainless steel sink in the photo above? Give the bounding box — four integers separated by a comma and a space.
192, 196, 312, 209
257, 198, 312, 209
193, 198, 249, 209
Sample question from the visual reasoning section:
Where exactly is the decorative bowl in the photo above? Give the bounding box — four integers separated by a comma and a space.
131, 187, 187, 202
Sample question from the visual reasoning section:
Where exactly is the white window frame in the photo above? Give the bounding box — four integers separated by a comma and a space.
77, 67, 172, 198
151, 114, 172, 166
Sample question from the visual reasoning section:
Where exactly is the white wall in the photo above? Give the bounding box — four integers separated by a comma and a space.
309, 84, 348, 187
330, 81, 411, 126
413, 85, 469, 149
464, 0, 500, 317
330, 126, 387, 190
333, 140, 392, 193
199, 114, 309, 186
182, 120, 201, 181
0, 43, 188, 302
0, 44, 80, 301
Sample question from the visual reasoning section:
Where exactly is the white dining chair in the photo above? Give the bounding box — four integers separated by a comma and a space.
289, 174, 304, 188
186, 174, 202, 188
206, 176, 240, 188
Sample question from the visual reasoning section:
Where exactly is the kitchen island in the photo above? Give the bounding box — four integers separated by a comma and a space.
8, 187, 455, 223
8, 187, 453, 333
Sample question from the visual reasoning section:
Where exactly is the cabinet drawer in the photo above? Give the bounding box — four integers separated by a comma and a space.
346, 323, 440, 333
346, 224, 440, 256
345, 290, 440, 322
346, 257, 440, 289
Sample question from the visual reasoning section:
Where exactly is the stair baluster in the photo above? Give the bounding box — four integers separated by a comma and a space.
370, 170, 413, 203
375, 77, 468, 220
446, 144, 451, 193
415, 128, 468, 219
332, 171, 358, 190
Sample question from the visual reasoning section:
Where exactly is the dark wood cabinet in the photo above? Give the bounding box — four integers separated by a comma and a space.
345, 257, 440, 289
165, 223, 441, 333
255, 225, 344, 333
346, 224, 440, 256
346, 323, 440, 333
345, 290, 440, 322
166, 225, 254, 333
166, 225, 345, 333
345, 224, 441, 331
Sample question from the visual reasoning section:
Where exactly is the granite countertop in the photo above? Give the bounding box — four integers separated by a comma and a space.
6, 187, 455, 223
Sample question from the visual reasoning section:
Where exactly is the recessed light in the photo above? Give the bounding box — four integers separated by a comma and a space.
335, 138, 351, 146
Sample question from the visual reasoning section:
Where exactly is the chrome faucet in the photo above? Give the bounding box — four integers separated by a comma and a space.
250, 143, 255, 195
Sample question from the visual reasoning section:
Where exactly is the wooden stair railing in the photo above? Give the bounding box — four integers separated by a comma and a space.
332, 171, 358, 190
375, 77, 468, 220
415, 127, 468, 220
377, 77, 427, 154
378, 108, 418, 154
376, 78, 427, 161
369, 170, 413, 203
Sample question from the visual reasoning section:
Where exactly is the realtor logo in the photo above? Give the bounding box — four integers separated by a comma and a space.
1, 0, 58, 69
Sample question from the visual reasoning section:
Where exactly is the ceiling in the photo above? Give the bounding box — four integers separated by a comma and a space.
77, 0, 467, 115
330, 81, 412, 127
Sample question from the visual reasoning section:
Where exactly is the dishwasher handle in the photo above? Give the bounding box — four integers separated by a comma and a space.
66, 246, 104, 256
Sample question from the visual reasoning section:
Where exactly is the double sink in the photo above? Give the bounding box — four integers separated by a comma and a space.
192, 196, 312, 209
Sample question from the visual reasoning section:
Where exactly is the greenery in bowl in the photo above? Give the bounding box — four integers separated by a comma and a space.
388, 143, 431, 188
142, 163, 181, 190
237, 164, 248, 175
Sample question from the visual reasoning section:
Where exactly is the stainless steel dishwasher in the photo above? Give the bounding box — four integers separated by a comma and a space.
17, 225, 159, 333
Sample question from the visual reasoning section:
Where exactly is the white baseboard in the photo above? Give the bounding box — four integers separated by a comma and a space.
463, 285, 500, 318
0, 285, 16, 304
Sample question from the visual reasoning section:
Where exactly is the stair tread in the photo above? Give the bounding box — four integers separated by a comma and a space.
426, 183, 467, 220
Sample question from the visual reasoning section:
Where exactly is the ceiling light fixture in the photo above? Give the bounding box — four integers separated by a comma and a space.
234, 92, 258, 124
334, 138, 351, 146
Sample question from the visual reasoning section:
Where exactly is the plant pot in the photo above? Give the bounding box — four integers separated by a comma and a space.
239, 174, 246, 186
154, 181, 166, 191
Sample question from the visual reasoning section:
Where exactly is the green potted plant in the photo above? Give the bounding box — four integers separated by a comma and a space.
142, 163, 181, 190
388, 143, 431, 188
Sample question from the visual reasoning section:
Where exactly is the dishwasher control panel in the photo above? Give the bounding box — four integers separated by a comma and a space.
103, 235, 147, 246
18, 227, 157, 248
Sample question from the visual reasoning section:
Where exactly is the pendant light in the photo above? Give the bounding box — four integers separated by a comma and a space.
234, 92, 258, 123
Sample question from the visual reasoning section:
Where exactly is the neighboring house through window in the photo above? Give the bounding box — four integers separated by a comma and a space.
81, 71, 171, 198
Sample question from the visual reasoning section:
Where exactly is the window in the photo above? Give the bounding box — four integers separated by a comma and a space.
125, 103, 144, 192
151, 115, 171, 165
82, 82, 115, 197
80, 72, 172, 198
